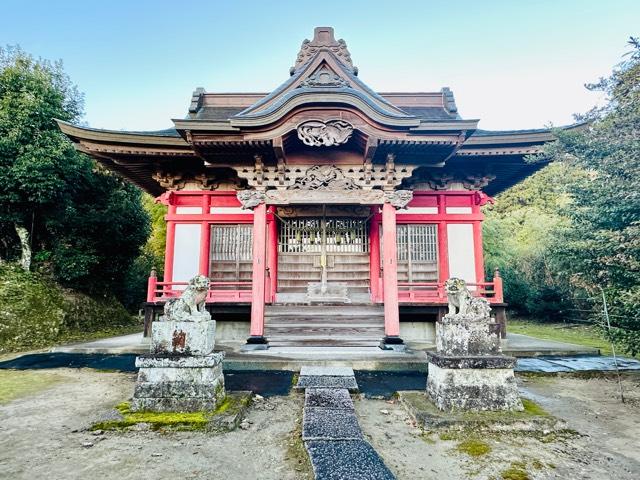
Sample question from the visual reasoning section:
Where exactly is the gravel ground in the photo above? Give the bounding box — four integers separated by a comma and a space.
356, 373, 640, 479
0, 368, 302, 480
1, 368, 638, 479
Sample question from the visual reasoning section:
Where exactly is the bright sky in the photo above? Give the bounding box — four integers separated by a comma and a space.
1, 0, 638, 131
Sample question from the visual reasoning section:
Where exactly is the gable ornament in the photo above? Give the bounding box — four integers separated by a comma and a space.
297, 119, 353, 147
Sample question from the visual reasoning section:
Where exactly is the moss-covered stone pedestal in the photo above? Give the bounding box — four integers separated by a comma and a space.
132, 353, 225, 412
132, 314, 225, 412
427, 312, 522, 411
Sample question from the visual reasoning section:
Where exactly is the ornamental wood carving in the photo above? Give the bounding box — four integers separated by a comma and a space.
299, 64, 350, 88
383, 190, 413, 208
297, 120, 353, 147
290, 165, 359, 190
233, 163, 415, 191
294, 27, 353, 69
237, 190, 266, 209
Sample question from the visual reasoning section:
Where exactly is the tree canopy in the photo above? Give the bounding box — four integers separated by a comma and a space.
485, 38, 640, 355
0, 46, 150, 307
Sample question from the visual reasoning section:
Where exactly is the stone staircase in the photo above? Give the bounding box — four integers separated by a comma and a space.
264, 304, 385, 347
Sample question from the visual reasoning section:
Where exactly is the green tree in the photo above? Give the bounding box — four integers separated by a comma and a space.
546, 38, 640, 354
483, 162, 580, 317
0, 46, 150, 305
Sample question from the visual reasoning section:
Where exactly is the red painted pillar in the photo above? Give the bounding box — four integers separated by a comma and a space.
248, 202, 267, 342
437, 194, 450, 297
163, 204, 177, 295
199, 195, 210, 277
472, 220, 485, 284
382, 202, 402, 342
369, 210, 381, 303
267, 207, 278, 303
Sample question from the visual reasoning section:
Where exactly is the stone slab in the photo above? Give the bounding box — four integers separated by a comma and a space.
305, 388, 354, 410
131, 397, 223, 412
303, 407, 362, 440
427, 352, 517, 369
398, 391, 566, 432
305, 440, 395, 480
300, 366, 355, 377
135, 352, 224, 368
296, 375, 359, 391
152, 320, 216, 356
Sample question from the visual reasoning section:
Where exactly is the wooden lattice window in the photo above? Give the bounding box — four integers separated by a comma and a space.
278, 218, 368, 254
209, 225, 253, 287
384, 224, 438, 282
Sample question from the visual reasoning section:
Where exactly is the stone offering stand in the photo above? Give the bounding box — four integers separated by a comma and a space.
132, 275, 226, 412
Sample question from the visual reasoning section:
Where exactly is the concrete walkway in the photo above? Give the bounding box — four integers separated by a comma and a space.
50, 330, 600, 358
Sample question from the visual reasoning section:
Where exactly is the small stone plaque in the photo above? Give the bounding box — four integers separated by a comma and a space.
152, 320, 216, 356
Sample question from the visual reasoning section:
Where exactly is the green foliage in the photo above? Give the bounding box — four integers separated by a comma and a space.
0, 46, 150, 308
485, 39, 640, 356
142, 193, 167, 272
544, 38, 640, 355
0, 265, 138, 353
483, 163, 579, 318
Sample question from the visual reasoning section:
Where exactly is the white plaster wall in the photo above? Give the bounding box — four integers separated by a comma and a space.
173, 223, 201, 288
446, 206, 472, 214
176, 206, 202, 214
447, 223, 476, 284
210, 207, 252, 215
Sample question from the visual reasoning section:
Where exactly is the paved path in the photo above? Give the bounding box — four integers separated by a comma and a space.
296, 367, 395, 480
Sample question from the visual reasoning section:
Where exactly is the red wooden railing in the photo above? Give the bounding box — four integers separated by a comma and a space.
146, 271, 252, 303
146, 269, 505, 305
397, 270, 504, 304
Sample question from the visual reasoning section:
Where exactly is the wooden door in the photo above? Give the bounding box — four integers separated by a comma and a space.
209, 224, 253, 288
277, 217, 370, 292
395, 224, 438, 282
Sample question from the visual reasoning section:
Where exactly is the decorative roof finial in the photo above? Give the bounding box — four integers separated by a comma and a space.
293, 27, 354, 71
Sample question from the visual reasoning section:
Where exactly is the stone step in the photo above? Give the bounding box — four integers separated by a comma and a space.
270, 338, 381, 348
266, 305, 384, 315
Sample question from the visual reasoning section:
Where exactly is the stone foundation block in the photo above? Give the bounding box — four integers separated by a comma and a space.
131, 352, 225, 412
152, 320, 216, 355
131, 397, 222, 412
426, 362, 522, 411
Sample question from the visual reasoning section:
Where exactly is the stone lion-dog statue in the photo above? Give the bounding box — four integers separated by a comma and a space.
163, 274, 210, 321
444, 277, 492, 318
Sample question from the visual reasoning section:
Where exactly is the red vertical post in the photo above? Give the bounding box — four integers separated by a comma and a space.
437, 194, 449, 290
472, 220, 485, 285
267, 207, 278, 303
199, 194, 211, 277
248, 202, 267, 342
163, 204, 177, 292
369, 210, 381, 303
146, 268, 157, 302
382, 202, 401, 342
493, 268, 504, 303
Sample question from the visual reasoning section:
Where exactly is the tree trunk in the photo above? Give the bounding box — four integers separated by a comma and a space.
15, 224, 31, 271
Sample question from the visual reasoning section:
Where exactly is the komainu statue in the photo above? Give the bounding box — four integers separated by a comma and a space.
163, 274, 211, 322
444, 277, 491, 318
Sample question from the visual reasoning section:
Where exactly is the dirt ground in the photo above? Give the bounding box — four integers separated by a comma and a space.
0, 369, 639, 480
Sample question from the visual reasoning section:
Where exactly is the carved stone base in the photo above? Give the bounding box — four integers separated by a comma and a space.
132, 353, 226, 412
152, 320, 216, 356
306, 282, 351, 304
426, 353, 522, 412
436, 314, 500, 356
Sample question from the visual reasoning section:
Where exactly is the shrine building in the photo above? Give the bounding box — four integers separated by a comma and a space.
58, 27, 573, 350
